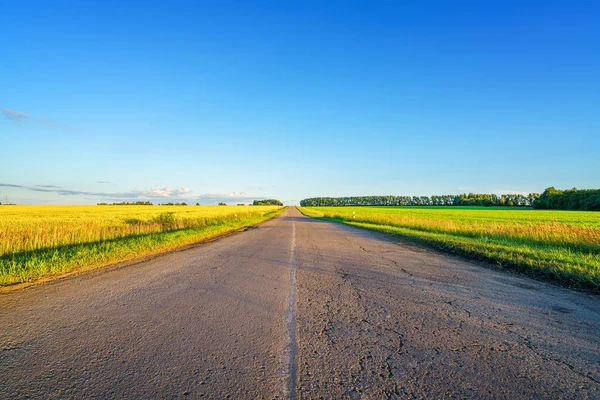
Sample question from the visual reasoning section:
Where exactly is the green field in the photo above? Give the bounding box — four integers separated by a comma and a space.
0, 205, 285, 287
297, 206, 600, 292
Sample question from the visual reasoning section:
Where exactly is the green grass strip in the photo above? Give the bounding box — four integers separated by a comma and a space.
298, 208, 599, 293
0, 208, 285, 287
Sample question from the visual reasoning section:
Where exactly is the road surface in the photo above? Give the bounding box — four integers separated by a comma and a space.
1, 207, 599, 398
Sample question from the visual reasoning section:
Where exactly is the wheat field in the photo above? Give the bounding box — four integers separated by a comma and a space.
0, 205, 284, 286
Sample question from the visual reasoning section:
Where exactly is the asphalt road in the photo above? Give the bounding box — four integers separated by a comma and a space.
1, 207, 599, 399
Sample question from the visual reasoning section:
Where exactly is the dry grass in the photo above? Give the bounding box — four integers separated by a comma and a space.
298, 206, 600, 291
0, 205, 284, 286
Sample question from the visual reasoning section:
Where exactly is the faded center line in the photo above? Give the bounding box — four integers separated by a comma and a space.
282, 216, 298, 399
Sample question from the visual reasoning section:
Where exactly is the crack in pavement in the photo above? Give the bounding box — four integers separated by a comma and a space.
294, 209, 600, 398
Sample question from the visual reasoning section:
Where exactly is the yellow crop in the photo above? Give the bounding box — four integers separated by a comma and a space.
0, 205, 284, 286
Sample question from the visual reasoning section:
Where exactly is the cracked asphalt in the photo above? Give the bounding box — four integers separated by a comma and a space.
1, 207, 599, 399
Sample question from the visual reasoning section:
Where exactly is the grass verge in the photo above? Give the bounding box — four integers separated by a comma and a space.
297, 206, 599, 293
1, 207, 285, 289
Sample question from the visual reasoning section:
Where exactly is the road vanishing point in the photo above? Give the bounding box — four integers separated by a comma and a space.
1, 207, 599, 399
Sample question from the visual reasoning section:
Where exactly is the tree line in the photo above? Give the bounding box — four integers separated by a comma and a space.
97, 201, 154, 206
253, 199, 283, 206
300, 193, 540, 207
97, 201, 190, 206
532, 187, 600, 211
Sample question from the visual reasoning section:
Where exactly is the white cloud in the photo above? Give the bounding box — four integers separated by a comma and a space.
139, 187, 193, 198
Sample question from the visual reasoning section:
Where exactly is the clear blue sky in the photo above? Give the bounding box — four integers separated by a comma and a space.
2, 0, 599, 205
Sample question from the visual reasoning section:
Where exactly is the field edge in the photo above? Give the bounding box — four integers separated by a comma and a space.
0, 207, 287, 294
296, 207, 599, 294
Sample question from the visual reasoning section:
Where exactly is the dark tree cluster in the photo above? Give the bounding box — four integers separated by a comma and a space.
159, 202, 188, 206
253, 199, 283, 206
532, 187, 600, 211
97, 201, 154, 206
300, 193, 540, 207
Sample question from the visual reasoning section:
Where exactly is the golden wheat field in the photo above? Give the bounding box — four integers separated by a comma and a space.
0, 205, 284, 286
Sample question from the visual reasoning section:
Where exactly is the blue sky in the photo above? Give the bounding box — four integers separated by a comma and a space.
2, 0, 599, 205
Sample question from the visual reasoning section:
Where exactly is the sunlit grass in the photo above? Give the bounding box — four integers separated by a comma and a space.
0, 205, 285, 286
297, 206, 600, 291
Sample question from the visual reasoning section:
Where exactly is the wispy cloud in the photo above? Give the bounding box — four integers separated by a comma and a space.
36, 117, 61, 129
0, 183, 267, 204
0, 183, 192, 200
2, 107, 76, 130
28, 185, 140, 198
98, 181, 117, 186
139, 187, 193, 198
2, 108, 29, 122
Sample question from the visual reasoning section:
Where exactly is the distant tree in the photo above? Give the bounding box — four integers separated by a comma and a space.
218, 202, 227, 206
253, 199, 283, 206
533, 187, 600, 211
99, 201, 153, 206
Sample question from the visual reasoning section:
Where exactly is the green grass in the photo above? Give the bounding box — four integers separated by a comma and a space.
297, 206, 600, 292
0, 205, 285, 287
